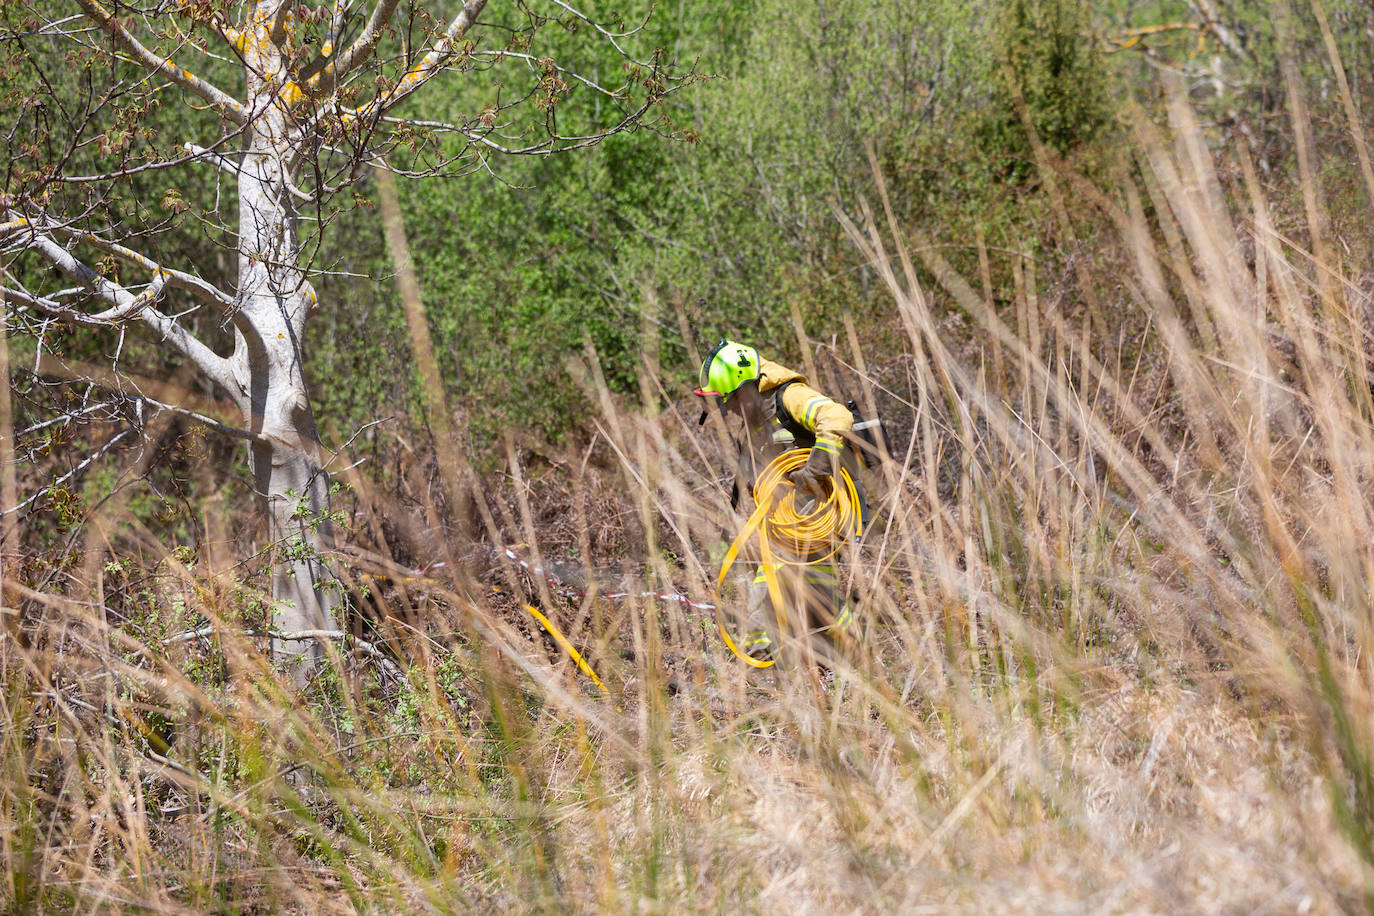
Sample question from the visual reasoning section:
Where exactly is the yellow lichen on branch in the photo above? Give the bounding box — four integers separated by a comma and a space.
75, 0, 247, 122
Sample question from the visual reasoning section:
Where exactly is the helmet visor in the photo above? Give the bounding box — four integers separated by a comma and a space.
697, 339, 728, 391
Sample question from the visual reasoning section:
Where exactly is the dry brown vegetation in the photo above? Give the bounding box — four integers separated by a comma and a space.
6, 80, 1374, 914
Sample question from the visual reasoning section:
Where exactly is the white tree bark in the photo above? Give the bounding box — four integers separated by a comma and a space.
229, 2, 336, 680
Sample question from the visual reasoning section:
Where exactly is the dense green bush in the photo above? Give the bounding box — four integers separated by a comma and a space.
981, 0, 1112, 180
307, 0, 1374, 461
316, 0, 1001, 454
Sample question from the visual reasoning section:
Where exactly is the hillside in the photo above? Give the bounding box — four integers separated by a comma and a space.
5, 0, 1374, 911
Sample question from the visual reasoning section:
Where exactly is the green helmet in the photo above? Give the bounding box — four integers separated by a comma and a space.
694, 339, 760, 400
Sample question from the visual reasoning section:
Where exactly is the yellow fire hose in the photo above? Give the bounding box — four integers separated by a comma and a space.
715, 448, 865, 668
523, 604, 610, 696
518, 449, 860, 686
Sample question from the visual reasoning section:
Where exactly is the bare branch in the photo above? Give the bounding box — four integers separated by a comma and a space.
304, 0, 403, 95
20, 354, 260, 446
546, 0, 658, 61
0, 14, 91, 39
52, 124, 252, 185
379, 82, 682, 157
1187, 0, 1248, 60
88, 272, 167, 322
6, 216, 237, 395
73, 0, 247, 125
162, 625, 403, 679
17, 400, 120, 438
348, 0, 489, 122
49, 226, 237, 312
29, 350, 242, 428
180, 141, 242, 178
481, 50, 631, 97
0, 283, 151, 333
6, 425, 138, 515
123, 392, 260, 442
51, 151, 200, 184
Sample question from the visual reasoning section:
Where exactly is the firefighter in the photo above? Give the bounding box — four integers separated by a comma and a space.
694, 339, 863, 661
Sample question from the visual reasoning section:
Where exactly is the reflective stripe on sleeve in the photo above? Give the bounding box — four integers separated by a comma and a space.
803, 396, 828, 426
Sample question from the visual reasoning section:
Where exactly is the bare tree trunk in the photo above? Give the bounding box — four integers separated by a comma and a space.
0, 292, 15, 646
230, 24, 337, 683
251, 437, 336, 679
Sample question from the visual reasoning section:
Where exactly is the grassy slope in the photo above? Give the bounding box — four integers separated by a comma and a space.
8, 31, 1374, 916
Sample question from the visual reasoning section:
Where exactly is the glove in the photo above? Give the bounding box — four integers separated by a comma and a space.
788, 442, 839, 502
787, 465, 824, 504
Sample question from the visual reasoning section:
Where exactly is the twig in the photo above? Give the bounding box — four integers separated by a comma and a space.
161, 625, 405, 681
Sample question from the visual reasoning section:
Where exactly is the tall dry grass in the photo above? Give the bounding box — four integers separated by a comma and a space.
4, 82, 1374, 913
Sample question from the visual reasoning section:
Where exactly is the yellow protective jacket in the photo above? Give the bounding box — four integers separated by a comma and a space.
733, 359, 854, 497
756, 359, 854, 450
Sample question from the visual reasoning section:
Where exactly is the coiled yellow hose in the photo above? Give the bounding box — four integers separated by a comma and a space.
715, 448, 864, 668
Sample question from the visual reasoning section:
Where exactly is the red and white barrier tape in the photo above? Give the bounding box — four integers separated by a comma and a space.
498, 547, 717, 610
389, 546, 717, 611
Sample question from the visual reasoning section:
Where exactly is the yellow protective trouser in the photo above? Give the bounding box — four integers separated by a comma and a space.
716, 449, 865, 667
740, 560, 855, 660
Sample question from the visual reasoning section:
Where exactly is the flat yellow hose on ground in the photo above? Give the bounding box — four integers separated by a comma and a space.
523, 604, 610, 695
715, 448, 864, 668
